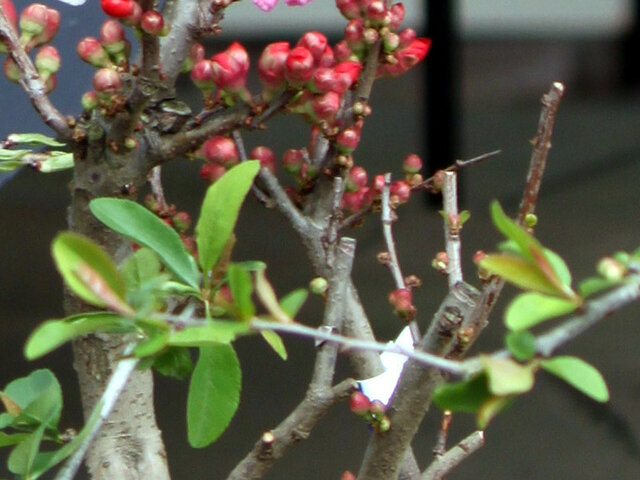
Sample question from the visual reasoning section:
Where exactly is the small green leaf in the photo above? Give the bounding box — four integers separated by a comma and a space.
260, 331, 288, 360
541, 356, 609, 402
235, 260, 266, 272
37, 152, 74, 172
543, 248, 572, 287
578, 276, 623, 298
51, 232, 127, 309
2, 370, 62, 419
227, 264, 255, 321
7, 133, 66, 147
490, 201, 542, 262
152, 347, 193, 379
505, 330, 537, 362
8, 420, 48, 476
25, 313, 132, 360
90, 198, 200, 289
196, 161, 260, 275
432, 374, 492, 413
504, 292, 578, 331
187, 344, 241, 448
168, 321, 249, 347
479, 254, 562, 297
481, 356, 535, 396
279, 289, 308, 318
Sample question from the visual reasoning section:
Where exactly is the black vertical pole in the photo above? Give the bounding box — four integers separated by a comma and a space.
424, 1, 459, 201
621, 0, 640, 87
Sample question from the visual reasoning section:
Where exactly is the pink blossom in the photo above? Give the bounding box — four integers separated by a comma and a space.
252, 0, 313, 12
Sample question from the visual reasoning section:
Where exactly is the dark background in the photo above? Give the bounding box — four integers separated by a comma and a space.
1, 1, 640, 478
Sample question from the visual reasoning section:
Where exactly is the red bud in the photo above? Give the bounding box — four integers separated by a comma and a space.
92, 67, 121, 93
78, 37, 112, 68
190, 58, 215, 94
349, 391, 370, 416
402, 153, 422, 174
201, 136, 239, 168
282, 148, 304, 174
284, 46, 315, 86
250, 146, 277, 173
101, 0, 135, 18
140, 10, 165, 36
258, 41, 290, 90
296, 31, 328, 65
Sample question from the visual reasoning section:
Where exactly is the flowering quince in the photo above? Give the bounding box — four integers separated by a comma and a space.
252, 0, 314, 13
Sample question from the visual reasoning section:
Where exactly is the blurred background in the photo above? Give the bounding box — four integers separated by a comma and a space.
1, 0, 640, 478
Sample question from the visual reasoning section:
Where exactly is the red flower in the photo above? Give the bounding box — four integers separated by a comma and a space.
396, 37, 431, 69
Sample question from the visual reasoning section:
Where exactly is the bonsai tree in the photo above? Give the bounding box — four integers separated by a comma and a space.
0, 1, 638, 479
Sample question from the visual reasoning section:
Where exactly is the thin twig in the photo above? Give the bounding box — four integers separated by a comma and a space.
250, 319, 467, 376
421, 431, 485, 480
0, 11, 72, 140
432, 410, 453, 457
442, 171, 463, 288
54, 349, 139, 480
147, 166, 169, 213
518, 82, 565, 225
381, 173, 421, 344
414, 150, 502, 192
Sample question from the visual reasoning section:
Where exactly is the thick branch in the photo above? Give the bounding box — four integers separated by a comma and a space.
0, 11, 72, 139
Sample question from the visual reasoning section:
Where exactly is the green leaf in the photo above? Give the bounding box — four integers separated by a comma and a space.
235, 260, 266, 272
260, 331, 288, 360
505, 330, 537, 362
481, 356, 535, 396
279, 289, 308, 318
432, 374, 492, 413
133, 329, 169, 358
543, 248, 572, 287
153, 347, 193, 379
196, 161, 260, 275
121, 247, 162, 292
578, 276, 623, 298
90, 198, 200, 289
227, 264, 255, 321
187, 344, 241, 447
2, 370, 62, 422
51, 232, 128, 310
504, 292, 578, 331
8, 420, 48, 476
168, 321, 250, 347
37, 152, 74, 172
25, 313, 133, 360
541, 356, 609, 402
479, 254, 563, 297
7, 133, 66, 147
477, 395, 513, 429
490, 201, 542, 262
0, 432, 29, 447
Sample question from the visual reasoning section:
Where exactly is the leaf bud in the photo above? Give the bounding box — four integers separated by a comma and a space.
309, 276, 328, 295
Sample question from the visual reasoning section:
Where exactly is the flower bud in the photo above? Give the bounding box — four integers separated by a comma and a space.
78, 37, 112, 68
336, 127, 361, 154
369, 399, 386, 416
336, 0, 360, 20
395, 37, 431, 70
101, 0, 135, 18
524, 213, 538, 228
377, 415, 391, 433
388, 287, 414, 318
346, 166, 367, 192
140, 10, 165, 36
172, 211, 192, 233
81, 91, 99, 111
389, 3, 405, 29
282, 148, 304, 174
317, 45, 335, 68
296, 31, 328, 65
383, 31, 400, 53
597, 257, 627, 281
92, 67, 121, 93
182, 42, 205, 73
249, 146, 276, 173
3, 56, 20, 82
398, 27, 416, 48
432, 251, 449, 274
201, 136, 239, 168
349, 391, 370, 416
284, 46, 315, 87
258, 41, 290, 90
120, 0, 142, 26
311, 67, 339, 93
19, 3, 48, 38
402, 153, 422, 174
344, 19, 365, 52
0, 0, 16, 53
35, 45, 60, 78
190, 58, 215, 95
390, 180, 411, 204
333, 60, 361, 92
334, 40, 354, 62
341, 190, 364, 213
199, 163, 227, 183
341, 471, 357, 480
100, 19, 125, 53
311, 91, 341, 124
24, 6, 59, 50
365, 0, 387, 25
